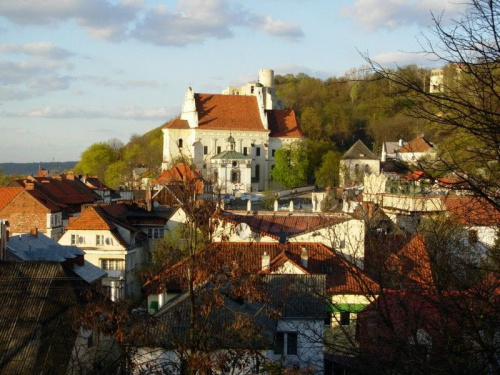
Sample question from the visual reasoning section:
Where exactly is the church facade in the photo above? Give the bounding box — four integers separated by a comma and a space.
161, 69, 305, 194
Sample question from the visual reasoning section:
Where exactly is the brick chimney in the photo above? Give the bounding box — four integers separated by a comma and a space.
37, 169, 49, 177
262, 251, 270, 270
25, 182, 35, 190
30, 227, 38, 237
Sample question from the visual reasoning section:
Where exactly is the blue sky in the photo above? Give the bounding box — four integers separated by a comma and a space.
0, 0, 465, 163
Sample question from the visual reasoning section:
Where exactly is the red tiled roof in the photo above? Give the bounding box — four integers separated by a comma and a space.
386, 234, 434, 287
398, 135, 433, 153
267, 109, 305, 138
195, 94, 268, 132
163, 118, 189, 129
443, 196, 500, 226
145, 242, 379, 295
0, 187, 24, 211
218, 212, 348, 239
66, 207, 115, 230
153, 163, 204, 194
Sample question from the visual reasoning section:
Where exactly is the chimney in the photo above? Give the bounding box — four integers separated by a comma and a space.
289, 200, 294, 213
25, 182, 35, 190
274, 199, 279, 212
399, 139, 404, 147
145, 184, 152, 212
65, 172, 75, 181
0, 220, 9, 261
262, 251, 270, 270
247, 199, 252, 212
301, 246, 308, 268
30, 227, 38, 237
37, 169, 49, 178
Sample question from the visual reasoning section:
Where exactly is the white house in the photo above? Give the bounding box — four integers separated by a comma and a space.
161, 69, 305, 194
59, 206, 147, 298
396, 134, 435, 165
340, 140, 380, 186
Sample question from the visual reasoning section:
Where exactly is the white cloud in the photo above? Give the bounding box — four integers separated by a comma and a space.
371, 50, 441, 68
0, 42, 74, 59
249, 15, 303, 41
3, 105, 178, 120
132, 0, 303, 46
342, 0, 466, 30
0, 0, 142, 41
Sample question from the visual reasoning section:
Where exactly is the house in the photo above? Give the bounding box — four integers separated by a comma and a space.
7, 229, 106, 285
340, 140, 380, 186
9, 172, 101, 218
58, 205, 148, 298
161, 69, 305, 194
381, 141, 402, 162
0, 186, 65, 240
213, 211, 366, 267
80, 175, 120, 203
396, 134, 435, 165
0, 261, 89, 374
134, 274, 326, 374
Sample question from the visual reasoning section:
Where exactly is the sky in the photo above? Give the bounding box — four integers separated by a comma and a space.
0, 0, 466, 163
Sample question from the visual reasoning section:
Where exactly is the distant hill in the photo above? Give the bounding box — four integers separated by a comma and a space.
0, 162, 77, 175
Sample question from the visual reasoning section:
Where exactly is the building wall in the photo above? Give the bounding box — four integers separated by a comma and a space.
340, 159, 380, 186
266, 319, 324, 374
212, 220, 279, 243
0, 190, 52, 235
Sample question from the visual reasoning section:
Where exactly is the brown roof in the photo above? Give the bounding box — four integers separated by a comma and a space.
0, 187, 23, 211
66, 207, 115, 230
145, 242, 379, 296
443, 196, 500, 226
218, 211, 349, 240
153, 163, 204, 194
0, 261, 85, 374
163, 118, 190, 129
194, 94, 268, 132
267, 109, 305, 138
398, 135, 433, 153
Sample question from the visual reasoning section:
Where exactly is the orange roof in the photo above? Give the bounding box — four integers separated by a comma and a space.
398, 135, 433, 153
153, 163, 204, 194
0, 187, 24, 211
267, 110, 305, 138
218, 212, 348, 240
443, 196, 500, 226
145, 242, 379, 295
163, 118, 189, 129
66, 207, 115, 230
386, 234, 434, 287
195, 94, 268, 132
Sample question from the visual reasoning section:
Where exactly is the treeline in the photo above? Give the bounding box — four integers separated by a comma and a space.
274, 66, 434, 154
73, 127, 163, 189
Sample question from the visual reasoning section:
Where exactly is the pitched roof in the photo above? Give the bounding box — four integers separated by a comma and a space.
145, 242, 379, 296
162, 117, 190, 129
267, 109, 305, 138
153, 163, 204, 194
0, 261, 86, 374
443, 196, 500, 226
0, 187, 23, 211
66, 206, 115, 230
398, 134, 433, 153
211, 150, 251, 160
7, 232, 84, 261
195, 94, 268, 132
342, 140, 377, 160
217, 211, 349, 241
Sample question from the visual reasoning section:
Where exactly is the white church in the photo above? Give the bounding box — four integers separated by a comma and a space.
161, 69, 305, 194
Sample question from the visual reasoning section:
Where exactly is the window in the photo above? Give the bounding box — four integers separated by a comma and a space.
324, 312, 332, 326
274, 332, 298, 355
178, 139, 183, 148
96, 234, 104, 245
468, 229, 478, 244
255, 164, 260, 181
321, 264, 333, 274
203, 146, 208, 155
256, 147, 261, 156
243, 147, 248, 156
340, 311, 350, 326
231, 171, 240, 183
147, 228, 165, 239
272, 149, 276, 157
71, 234, 77, 245
217, 146, 221, 154
101, 259, 125, 270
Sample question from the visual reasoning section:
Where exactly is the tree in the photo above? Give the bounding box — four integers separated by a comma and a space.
365, 0, 500, 207
315, 150, 342, 188
271, 142, 308, 188
105, 160, 130, 190
74, 142, 117, 180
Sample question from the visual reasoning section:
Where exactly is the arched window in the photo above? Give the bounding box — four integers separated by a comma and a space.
178, 139, 183, 148
231, 171, 240, 183
364, 164, 370, 173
